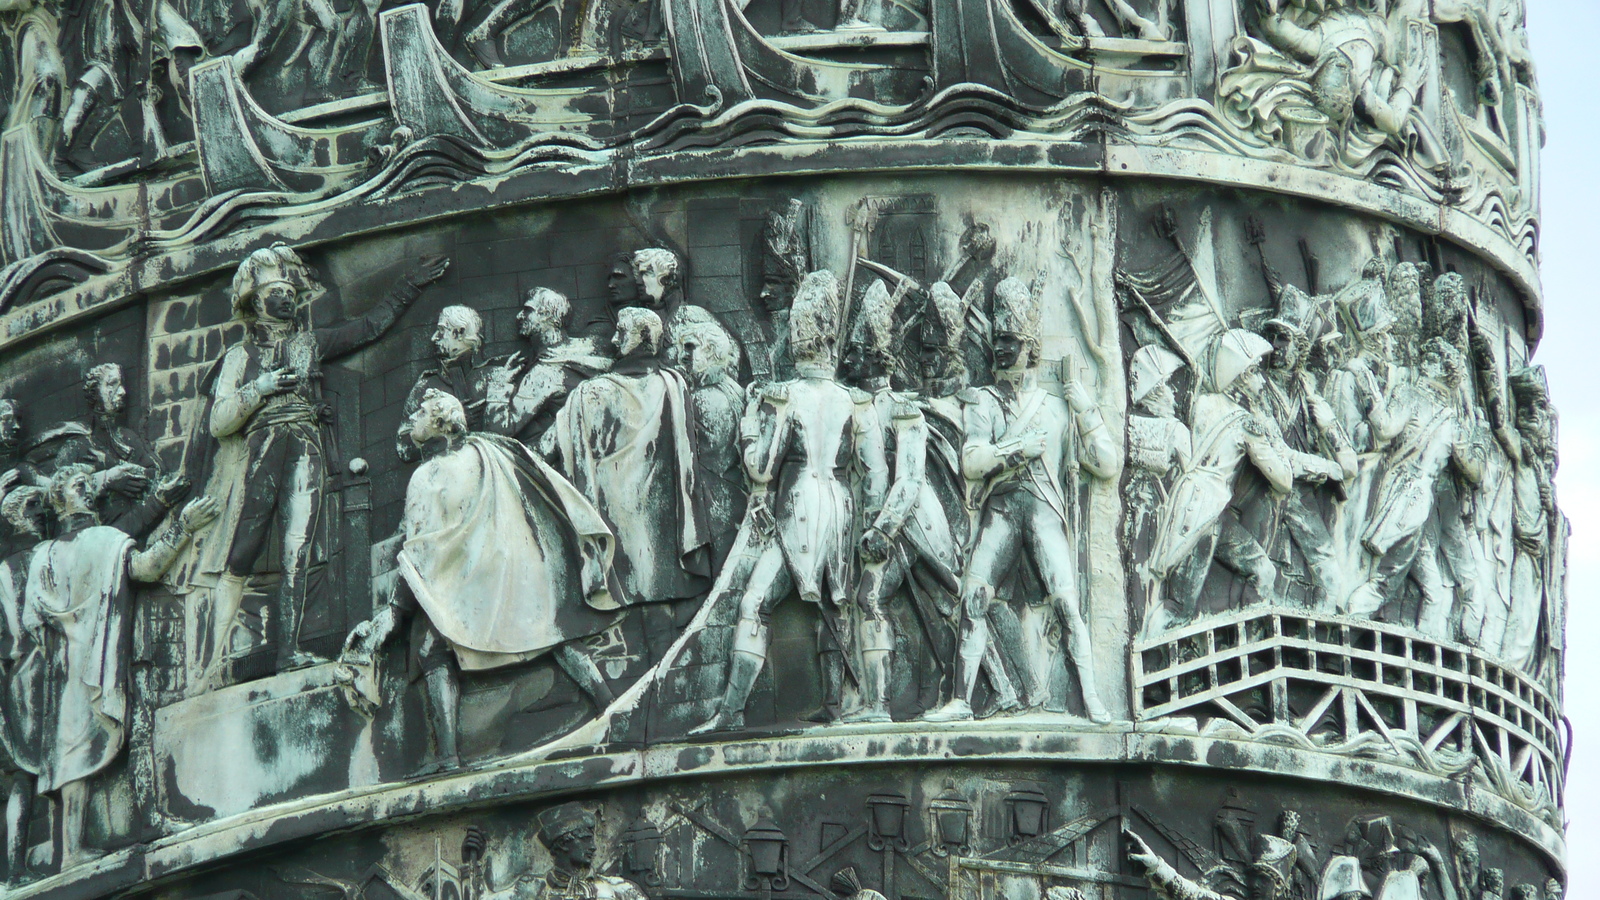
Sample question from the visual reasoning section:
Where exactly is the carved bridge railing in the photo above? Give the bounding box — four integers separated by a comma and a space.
1131, 610, 1565, 812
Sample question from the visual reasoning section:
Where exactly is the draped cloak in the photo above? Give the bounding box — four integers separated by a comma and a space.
23, 526, 133, 793
397, 434, 618, 673
553, 365, 709, 607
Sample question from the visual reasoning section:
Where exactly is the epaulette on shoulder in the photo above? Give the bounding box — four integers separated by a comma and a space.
955, 387, 985, 404
762, 382, 791, 404
847, 386, 874, 405
891, 395, 922, 420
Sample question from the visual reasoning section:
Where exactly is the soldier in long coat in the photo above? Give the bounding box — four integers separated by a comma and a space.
341, 391, 618, 774
1144, 330, 1295, 637
1347, 339, 1485, 638
189, 245, 447, 688
690, 271, 888, 734
924, 278, 1118, 723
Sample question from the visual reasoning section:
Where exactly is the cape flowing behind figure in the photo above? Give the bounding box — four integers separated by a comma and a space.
397, 433, 619, 672
23, 526, 134, 793
553, 365, 709, 607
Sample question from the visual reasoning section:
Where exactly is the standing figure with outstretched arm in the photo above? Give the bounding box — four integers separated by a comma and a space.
190, 244, 448, 691
690, 271, 888, 734
923, 278, 1119, 724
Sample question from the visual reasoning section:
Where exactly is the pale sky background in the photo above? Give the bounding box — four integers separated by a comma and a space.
1525, 0, 1598, 877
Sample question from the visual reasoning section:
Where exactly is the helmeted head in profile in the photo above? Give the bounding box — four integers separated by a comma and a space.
1428, 272, 1470, 348
1347, 279, 1395, 360
232, 242, 318, 323
843, 279, 896, 386
1211, 329, 1273, 397
1318, 855, 1370, 900
1130, 345, 1184, 418
1247, 834, 1297, 900
789, 270, 842, 370
1417, 337, 1466, 390
991, 276, 1041, 372
920, 281, 969, 386
536, 802, 600, 875
1510, 365, 1556, 462
613, 306, 665, 359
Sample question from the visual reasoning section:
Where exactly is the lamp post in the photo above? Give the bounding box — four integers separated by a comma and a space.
927, 782, 973, 858
742, 816, 790, 892
1004, 785, 1049, 846
865, 792, 911, 852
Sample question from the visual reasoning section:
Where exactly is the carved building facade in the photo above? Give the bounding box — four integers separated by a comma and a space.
0, 0, 1565, 896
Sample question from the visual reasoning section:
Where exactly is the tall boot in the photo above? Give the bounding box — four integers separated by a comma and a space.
803, 619, 845, 723
555, 644, 615, 709
690, 618, 768, 735
1058, 597, 1110, 724
59, 780, 94, 869
803, 648, 846, 723
5, 774, 31, 881
274, 568, 321, 673
839, 619, 892, 724
421, 667, 462, 774
923, 589, 990, 722
191, 572, 248, 696
979, 637, 1022, 716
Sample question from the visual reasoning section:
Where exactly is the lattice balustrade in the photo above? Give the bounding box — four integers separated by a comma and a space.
1132, 611, 1565, 809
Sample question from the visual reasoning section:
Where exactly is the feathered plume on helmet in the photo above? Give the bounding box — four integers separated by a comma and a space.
789, 270, 842, 362
992, 276, 1041, 343
850, 279, 896, 355
923, 281, 968, 352
1210, 329, 1272, 393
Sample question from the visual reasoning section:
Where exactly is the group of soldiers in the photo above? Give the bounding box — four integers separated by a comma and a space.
345, 236, 1126, 764
1128, 257, 1560, 674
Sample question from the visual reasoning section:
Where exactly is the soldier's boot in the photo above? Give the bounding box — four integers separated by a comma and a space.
1054, 595, 1111, 724
5, 774, 31, 879
555, 643, 616, 709
923, 588, 991, 722
690, 618, 768, 735
839, 619, 893, 724
802, 649, 846, 723
802, 619, 846, 722
274, 569, 322, 673
190, 572, 249, 697
978, 638, 1023, 717
420, 667, 462, 774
